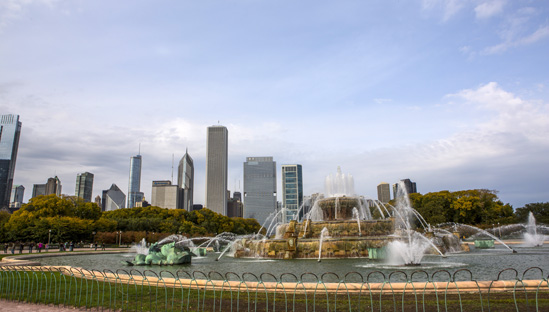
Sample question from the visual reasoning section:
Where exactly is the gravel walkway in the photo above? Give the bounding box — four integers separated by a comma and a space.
0, 300, 86, 311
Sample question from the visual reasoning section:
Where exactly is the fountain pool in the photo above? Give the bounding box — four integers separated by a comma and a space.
36, 243, 548, 282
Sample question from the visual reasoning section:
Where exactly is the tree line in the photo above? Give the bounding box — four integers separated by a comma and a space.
0, 194, 261, 244
405, 189, 548, 227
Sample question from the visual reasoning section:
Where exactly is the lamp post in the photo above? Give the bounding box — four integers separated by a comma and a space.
47, 230, 51, 252
92, 231, 96, 243
498, 222, 501, 238
119, 231, 122, 247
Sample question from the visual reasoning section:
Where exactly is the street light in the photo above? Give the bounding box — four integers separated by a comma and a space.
48, 230, 51, 252
119, 231, 122, 247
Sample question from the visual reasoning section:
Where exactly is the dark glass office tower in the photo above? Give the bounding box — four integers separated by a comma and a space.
0, 114, 21, 208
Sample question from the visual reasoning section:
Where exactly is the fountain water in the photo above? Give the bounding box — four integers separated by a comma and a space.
524, 212, 546, 247
230, 168, 465, 264
317, 227, 330, 262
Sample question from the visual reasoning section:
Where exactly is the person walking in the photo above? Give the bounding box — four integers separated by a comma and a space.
10, 242, 15, 254
29, 242, 34, 253
38, 242, 43, 253
19, 242, 24, 254
94, 242, 98, 251
3, 243, 7, 254
69, 241, 74, 252
101, 241, 106, 250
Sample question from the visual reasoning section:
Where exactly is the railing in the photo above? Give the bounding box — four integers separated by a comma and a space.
0, 266, 548, 311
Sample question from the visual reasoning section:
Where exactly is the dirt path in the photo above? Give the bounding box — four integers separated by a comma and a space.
0, 300, 85, 311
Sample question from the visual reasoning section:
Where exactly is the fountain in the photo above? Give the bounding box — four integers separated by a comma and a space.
523, 212, 546, 247
231, 168, 466, 264
125, 235, 196, 266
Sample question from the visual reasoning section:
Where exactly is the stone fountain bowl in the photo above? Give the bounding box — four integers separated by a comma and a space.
318, 196, 360, 221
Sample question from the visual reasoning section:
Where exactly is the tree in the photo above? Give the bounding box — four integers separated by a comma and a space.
515, 202, 549, 224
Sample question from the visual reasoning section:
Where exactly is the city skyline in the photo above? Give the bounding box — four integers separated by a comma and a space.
1, 1, 548, 209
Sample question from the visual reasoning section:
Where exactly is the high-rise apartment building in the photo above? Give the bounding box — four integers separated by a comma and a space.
243, 157, 277, 226
281, 164, 303, 223
128, 154, 143, 208
75, 172, 94, 202
177, 150, 194, 211
102, 184, 126, 211
10, 185, 24, 204
377, 182, 391, 203
205, 125, 228, 215
0, 114, 22, 208
151, 180, 179, 209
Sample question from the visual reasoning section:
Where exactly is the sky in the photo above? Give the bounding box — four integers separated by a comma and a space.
1, 0, 548, 209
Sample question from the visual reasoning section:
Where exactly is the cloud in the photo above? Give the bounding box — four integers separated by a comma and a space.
421, 0, 467, 21
483, 24, 549, 54
0, 0, 61, 30
474, 0, 506, 19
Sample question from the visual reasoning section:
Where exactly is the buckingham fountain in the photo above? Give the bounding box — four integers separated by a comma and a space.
229, 167, 467, 264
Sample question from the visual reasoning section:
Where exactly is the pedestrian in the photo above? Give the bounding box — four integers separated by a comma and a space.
101, 241, 106, 250
94, 242, 98, 251
11, 242, 15, 254
19, 242, 23, 254
38, 242, 43, 253
3, 243, 7, 254
69, 241, 74, 252
29, 242, 34, 253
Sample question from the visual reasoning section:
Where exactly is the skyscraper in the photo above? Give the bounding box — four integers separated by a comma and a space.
377, 182, 391, 203
0, 114, 22, 208
205, 125, 228, 215
75, 172, 94, 202
45, 176, 62, 196
177, 150, 194, 211
151, 180, 179, 209
102, 184, 126, 211
393, 179, 417, 199
128, 154, 143, 208
243, 157, 277, 226
281, 164, 303, 223
10, 185, 24, 204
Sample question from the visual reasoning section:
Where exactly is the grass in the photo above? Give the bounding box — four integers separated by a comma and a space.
1, 269, 548, 311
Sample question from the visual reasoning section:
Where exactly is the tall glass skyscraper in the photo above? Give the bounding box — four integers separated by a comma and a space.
128, 154, 143, 208
243, 157, 277, 226
205, 125, 228, 215
75, 172, 94, 202
0, 114, 21, 208
282, 164, 303, 223
177, 150, 194, 211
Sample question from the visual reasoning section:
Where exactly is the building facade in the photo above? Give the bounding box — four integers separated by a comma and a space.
177, 150, 194, 211
32, 184, 46, 198
393, 179, 417, 199
205, 125, 228, 215
102, 184, 126, 211
128, 154, 143, 208
0, 114, 22, 208
45, 176, 62, 196
75, 172, 94, 202
227, 191, 243, 218
281, 164, 303, 223
10, 185, 24, 204
151, 180, 179, 209
377, 182, 391, 203
243, 157, 277, 226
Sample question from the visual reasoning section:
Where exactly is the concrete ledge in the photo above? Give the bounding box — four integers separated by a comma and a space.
2, 264, 547, 295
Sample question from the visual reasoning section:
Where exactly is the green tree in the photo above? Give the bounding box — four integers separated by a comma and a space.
515, 202, 549, 224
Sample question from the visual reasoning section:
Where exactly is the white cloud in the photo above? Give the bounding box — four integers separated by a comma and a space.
475, 0, 506, 19
422, 0, 467, 21
0, 0, 61, 30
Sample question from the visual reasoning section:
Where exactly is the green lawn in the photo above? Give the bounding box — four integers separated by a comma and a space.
1, 269, 548, 311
